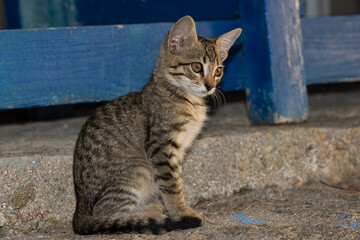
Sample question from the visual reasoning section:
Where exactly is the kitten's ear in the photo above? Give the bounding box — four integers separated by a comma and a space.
216, 28, 242, 61
168, 15, 198, 55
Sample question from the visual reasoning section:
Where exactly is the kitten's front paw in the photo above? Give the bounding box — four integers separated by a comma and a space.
180, 207, 203, 225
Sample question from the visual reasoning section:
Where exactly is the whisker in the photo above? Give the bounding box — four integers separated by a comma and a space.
206, 92, 217, 110
217, 89, 226, 106
212, 91, 219, 110
216, 91, 222, 109
218, 92, 223, 109
214, 88, 226, 109
207, 88, 225, 110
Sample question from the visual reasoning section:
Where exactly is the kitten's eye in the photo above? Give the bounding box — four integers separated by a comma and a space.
215, 67, 223, 77
191, 62, 203, 73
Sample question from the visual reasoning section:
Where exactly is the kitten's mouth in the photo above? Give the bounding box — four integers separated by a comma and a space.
186, 84, 216, 97
207, 88, 216, 95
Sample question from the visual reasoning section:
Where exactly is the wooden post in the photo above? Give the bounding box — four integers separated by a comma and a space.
238, 0, 308, 124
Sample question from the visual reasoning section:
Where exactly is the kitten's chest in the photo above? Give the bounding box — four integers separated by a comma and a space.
173, 105, 207, 150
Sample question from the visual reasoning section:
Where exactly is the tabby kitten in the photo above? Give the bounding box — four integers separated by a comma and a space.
73, 15, 241, 235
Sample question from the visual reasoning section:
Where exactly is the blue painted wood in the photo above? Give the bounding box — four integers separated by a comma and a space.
0, 20, 243, 110
302, 15, 360, 84
74, 0, 239, 25
238, 0, 308, 124
3, 0, 78, 29
4, 0, 239, 29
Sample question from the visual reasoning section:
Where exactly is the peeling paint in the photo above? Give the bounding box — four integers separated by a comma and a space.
65, 95, 71, 104
342, 77, 360, 82
335, 216, 359, 230
273, 112, 308, 124
242, 0, 308, 124
228, 212, 268, 225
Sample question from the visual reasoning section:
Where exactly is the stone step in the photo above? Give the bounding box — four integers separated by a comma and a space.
3, 186, 360, 239
0, 89, 360, 236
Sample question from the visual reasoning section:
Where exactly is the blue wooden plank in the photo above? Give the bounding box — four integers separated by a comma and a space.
302, 15, 360, 84
4, 0, 77, 29
238, 0, 308, 124
4, 0, 239, 29
4, 0, 78, 29
0, 20, 243, 110
74, 0, 239, 25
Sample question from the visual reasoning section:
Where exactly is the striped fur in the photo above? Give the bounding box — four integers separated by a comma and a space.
73, 15, 241, 235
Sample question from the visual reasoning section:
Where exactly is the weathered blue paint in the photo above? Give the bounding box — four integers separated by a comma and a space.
336, 217, 359, 230
238, 0, 308, 124
74, 0, 239, 25
302, 15, 360, 85
4, 0, 239, 29
228, 212, 268, 225
14, 0, 78, 29
3, 0, 358, 125
0, 20, 243, 110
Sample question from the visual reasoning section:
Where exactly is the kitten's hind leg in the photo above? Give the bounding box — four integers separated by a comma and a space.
142, 201, 167, 218
133, 207, 167, 219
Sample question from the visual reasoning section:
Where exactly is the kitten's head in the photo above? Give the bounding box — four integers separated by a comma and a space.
159, 15, 242, 98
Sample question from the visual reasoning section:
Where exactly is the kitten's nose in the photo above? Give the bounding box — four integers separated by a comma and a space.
205, 83, 214, 91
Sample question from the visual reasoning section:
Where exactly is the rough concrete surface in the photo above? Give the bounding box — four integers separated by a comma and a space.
3, 186, 360, 239
0, 89, 360, 238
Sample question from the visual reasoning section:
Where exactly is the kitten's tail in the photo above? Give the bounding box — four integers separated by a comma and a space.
73, 214, 202, 235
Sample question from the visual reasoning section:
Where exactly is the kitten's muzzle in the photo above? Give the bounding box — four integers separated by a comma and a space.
205, 83, 214, 91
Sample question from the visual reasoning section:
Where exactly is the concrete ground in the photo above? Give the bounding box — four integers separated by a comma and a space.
0, 86, 360, 238
3, 186, 360, 239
